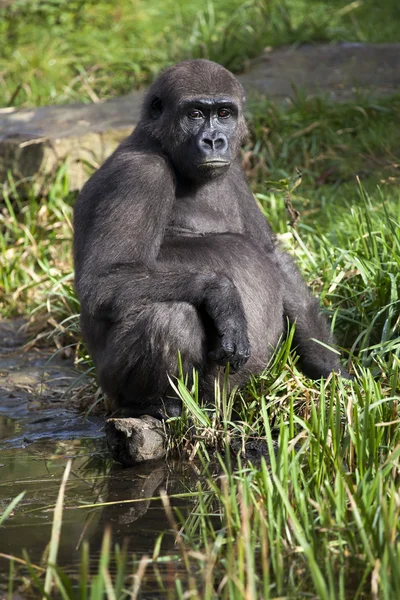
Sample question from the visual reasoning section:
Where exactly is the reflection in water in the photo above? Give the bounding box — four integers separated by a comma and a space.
0, 436, 198, 593
0, 416, 21, 441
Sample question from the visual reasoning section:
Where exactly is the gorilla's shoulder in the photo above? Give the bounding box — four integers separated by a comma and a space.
110, 137, 172, 173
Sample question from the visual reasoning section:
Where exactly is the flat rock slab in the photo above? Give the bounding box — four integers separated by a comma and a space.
1, 43, 399, 191
105, 416, 167, 465
240, 42, 400, 101
0, 89, 145, 193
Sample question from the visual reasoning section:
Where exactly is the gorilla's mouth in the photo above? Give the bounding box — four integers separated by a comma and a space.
199, 159, 230, 168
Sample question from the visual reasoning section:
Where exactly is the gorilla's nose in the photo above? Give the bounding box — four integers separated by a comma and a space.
198, 133, 228, 155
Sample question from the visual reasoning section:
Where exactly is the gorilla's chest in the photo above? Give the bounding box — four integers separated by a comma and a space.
165, 181, 243, 237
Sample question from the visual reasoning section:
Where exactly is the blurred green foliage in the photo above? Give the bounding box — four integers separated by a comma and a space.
1, 0, 399, 107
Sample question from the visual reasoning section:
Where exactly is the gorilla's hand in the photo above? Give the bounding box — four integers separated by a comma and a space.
209, 324, 251, 372
204, 275, 251, 371
207, 291, 251, 372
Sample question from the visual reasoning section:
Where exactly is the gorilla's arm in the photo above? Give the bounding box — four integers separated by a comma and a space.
73, 145, 175, 283
89, 266, 250, 370
74, 145, 250, 369
272, 251, 348, 378
237, 181, 346, 378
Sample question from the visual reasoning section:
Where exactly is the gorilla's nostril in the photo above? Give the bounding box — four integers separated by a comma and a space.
202, 138, 214, 149
201, 137, 227, 152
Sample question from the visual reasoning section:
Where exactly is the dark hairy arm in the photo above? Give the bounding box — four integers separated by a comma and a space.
238, 181, 349, 378
271, 251, 350, 379
74, 142, 176, 286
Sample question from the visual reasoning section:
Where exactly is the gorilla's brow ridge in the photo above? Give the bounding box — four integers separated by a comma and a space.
178, 96, 239, 108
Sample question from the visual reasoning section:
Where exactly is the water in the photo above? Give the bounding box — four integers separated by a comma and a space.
0, 435, 194, 591
0, 320, 196, 594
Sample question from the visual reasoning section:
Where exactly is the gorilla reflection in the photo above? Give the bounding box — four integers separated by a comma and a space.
74, 59, 350, 419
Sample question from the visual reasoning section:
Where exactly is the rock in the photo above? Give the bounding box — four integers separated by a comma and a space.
239, 43, 400, 102
1, 43, 399, 192
105, 416, 167, 465
0, 89, 145, 193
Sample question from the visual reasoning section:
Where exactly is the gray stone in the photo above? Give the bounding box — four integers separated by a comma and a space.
0, 90, 145, 193
239, 43, 400, 102
1, 43, 399, 191
105, 416, 167, 465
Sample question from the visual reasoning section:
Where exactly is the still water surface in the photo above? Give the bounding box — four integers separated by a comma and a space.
0, 409, 195, 594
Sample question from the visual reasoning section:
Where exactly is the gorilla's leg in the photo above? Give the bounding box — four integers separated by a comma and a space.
97, 302, 208, 418
273, 251, 350, 379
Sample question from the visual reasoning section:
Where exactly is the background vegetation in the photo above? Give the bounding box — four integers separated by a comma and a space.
0, 0, 399, 598
1, 0, 400, 107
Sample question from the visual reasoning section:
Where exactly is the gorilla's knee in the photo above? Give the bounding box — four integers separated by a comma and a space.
105, 302, 206, 414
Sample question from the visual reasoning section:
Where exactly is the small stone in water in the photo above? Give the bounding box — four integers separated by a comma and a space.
105, 416, 166, 465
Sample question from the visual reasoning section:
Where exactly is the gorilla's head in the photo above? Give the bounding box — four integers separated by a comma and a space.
140, 60, 248, 180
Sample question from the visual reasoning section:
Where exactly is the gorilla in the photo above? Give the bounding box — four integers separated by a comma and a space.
73, 59, 350, 419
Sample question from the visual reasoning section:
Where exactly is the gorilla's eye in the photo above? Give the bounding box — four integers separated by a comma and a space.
188, 109, 203, 120
218, 108, 231, 119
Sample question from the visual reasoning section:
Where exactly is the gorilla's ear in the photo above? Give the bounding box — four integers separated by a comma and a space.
150, 97, 163, 120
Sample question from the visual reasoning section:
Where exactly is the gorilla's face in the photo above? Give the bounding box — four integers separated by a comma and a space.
172, 96, 239, 180
141, 60, 248, 182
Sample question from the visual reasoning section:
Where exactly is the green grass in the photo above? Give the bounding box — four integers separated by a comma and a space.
163, 383, 400, 598
247, 93, 400, 192
0, 166, 74, 317
1, 0, 399, 107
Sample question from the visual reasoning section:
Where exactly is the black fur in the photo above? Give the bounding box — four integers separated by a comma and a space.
73, 59, 349, 418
